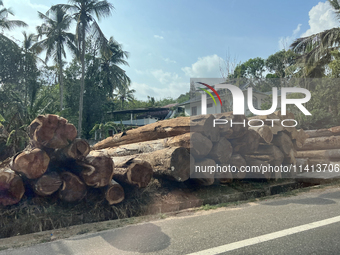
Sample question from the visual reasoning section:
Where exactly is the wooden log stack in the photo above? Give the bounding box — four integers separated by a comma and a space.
0, 114, 126, 206
0, 111, 306, 207
91, 111, 304, 185
296, 126, 340, 171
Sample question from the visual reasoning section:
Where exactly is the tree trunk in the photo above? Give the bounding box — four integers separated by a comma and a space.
108, 147, 192, 182
230, 129, 260, 155
28, 114, 77, 149
243, 158, 273, 180
79, 155, 114, 188
190, 114, 220, 142
245, 144, 284, 165
59, 172, 87, 202
31, 172, 62, 196
297, 149, 340, 159
190, 158, 215, 186
0, 168, 25, 206
229, 154, 247, 180
248, 113, 283, 135
105, 179, 125, 205
213, 112, 248, 139
249, 125, 273, 144
208, 137, 233, 164
63, 138, 90, 160
113, 159, 153, 188
298, 136, 340, 151
272, 132, 294, 156
11, 148, 50, 179
304, 126, 340, 138
92, 117, 191, 150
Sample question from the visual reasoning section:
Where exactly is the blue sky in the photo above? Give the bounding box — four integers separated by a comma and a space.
3, 0, 340, 100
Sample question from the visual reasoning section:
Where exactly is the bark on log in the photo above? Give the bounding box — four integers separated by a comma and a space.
229, 154, 247, 180
244, 158, 273, 180
0, 168, 25, 206
190, 158, 215, 186
294, 129, 308, 148
297, 149, 340, 159
245, 144, 284, 165
91, 132, 212, 159
304, 126, 340, 138
208, 137, 233, 164
80, 155, 114, 188
92, 117, 191, 150
248, 113, 283, 135
11, 148, 50, 179
230, 129, 260, 155
107, 147, 192, 182
190, 114, 220, 142
105, 179, 125, 205
113, 159, 153, 188
295, 158, 310, 171
272, 132, 294, 156
63, 138, 90, 160
31, 172, 62, 196
213, 112, 248, 139
298, 136, 340, 151
249, 125, 273, 144
59, 172, 87, 202
28, 114, 77, 149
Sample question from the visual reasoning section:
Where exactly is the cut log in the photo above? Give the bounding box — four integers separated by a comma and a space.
248, 113, 283, 135
295, 158, 310, 171
208, 137, 233, 164
229, 154, 247, 180
80, 155, 114, 188
297, 149, 340, 159
283, 149, 297, 165
113, 159, 153, 188
249, 125, 273, 144
294, 129, 308, 148
230, 129, 260, 155
28, 114, 77, 149
190, 158, 215, 186
244, 158, 273, 180
31, 172, 62, 196
107, 147, 192, 182
298, 136, 340, 151
245, 144, 284, 165
190, 114, 220, 142
213, 112, 248, 139
63, 138, 90, 160
272, 132, 294, 156
92, 117, 191, 150
91, 132, 212, 159
0, 168, 25, 206
105, 179, 125, 205
59, 172, 87, 202
11, 148, 50, 179
304, 126, 340, 138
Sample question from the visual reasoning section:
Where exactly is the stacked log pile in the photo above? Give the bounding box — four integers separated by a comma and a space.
0, 111, 308, 207
0, 114, 126, 206
91, 111, 307, 185
296, 126, 340, 170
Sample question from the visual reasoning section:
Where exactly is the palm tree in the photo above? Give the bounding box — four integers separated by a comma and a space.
35, 6, 77, 112
52, 0, 114, 137
290, 0, 340, 77
114, 87, 136, 110
0, 0, 27, 35
100, 36, 131, 99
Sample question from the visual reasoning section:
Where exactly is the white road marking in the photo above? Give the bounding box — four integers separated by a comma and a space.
187, 215, 340, 255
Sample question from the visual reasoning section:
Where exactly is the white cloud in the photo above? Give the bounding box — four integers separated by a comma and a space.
151, 69, 179, 84
301, 1, 339, 37
278, 24, 302, 50
154, 35, 164, 39
163, 57, 176, 64
182, 54, 224, 78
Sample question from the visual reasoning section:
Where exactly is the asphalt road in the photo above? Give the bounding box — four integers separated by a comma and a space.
2, 186, 340, 255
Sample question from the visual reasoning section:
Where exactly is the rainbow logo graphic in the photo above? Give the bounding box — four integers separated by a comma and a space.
196, 82, 223, 106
